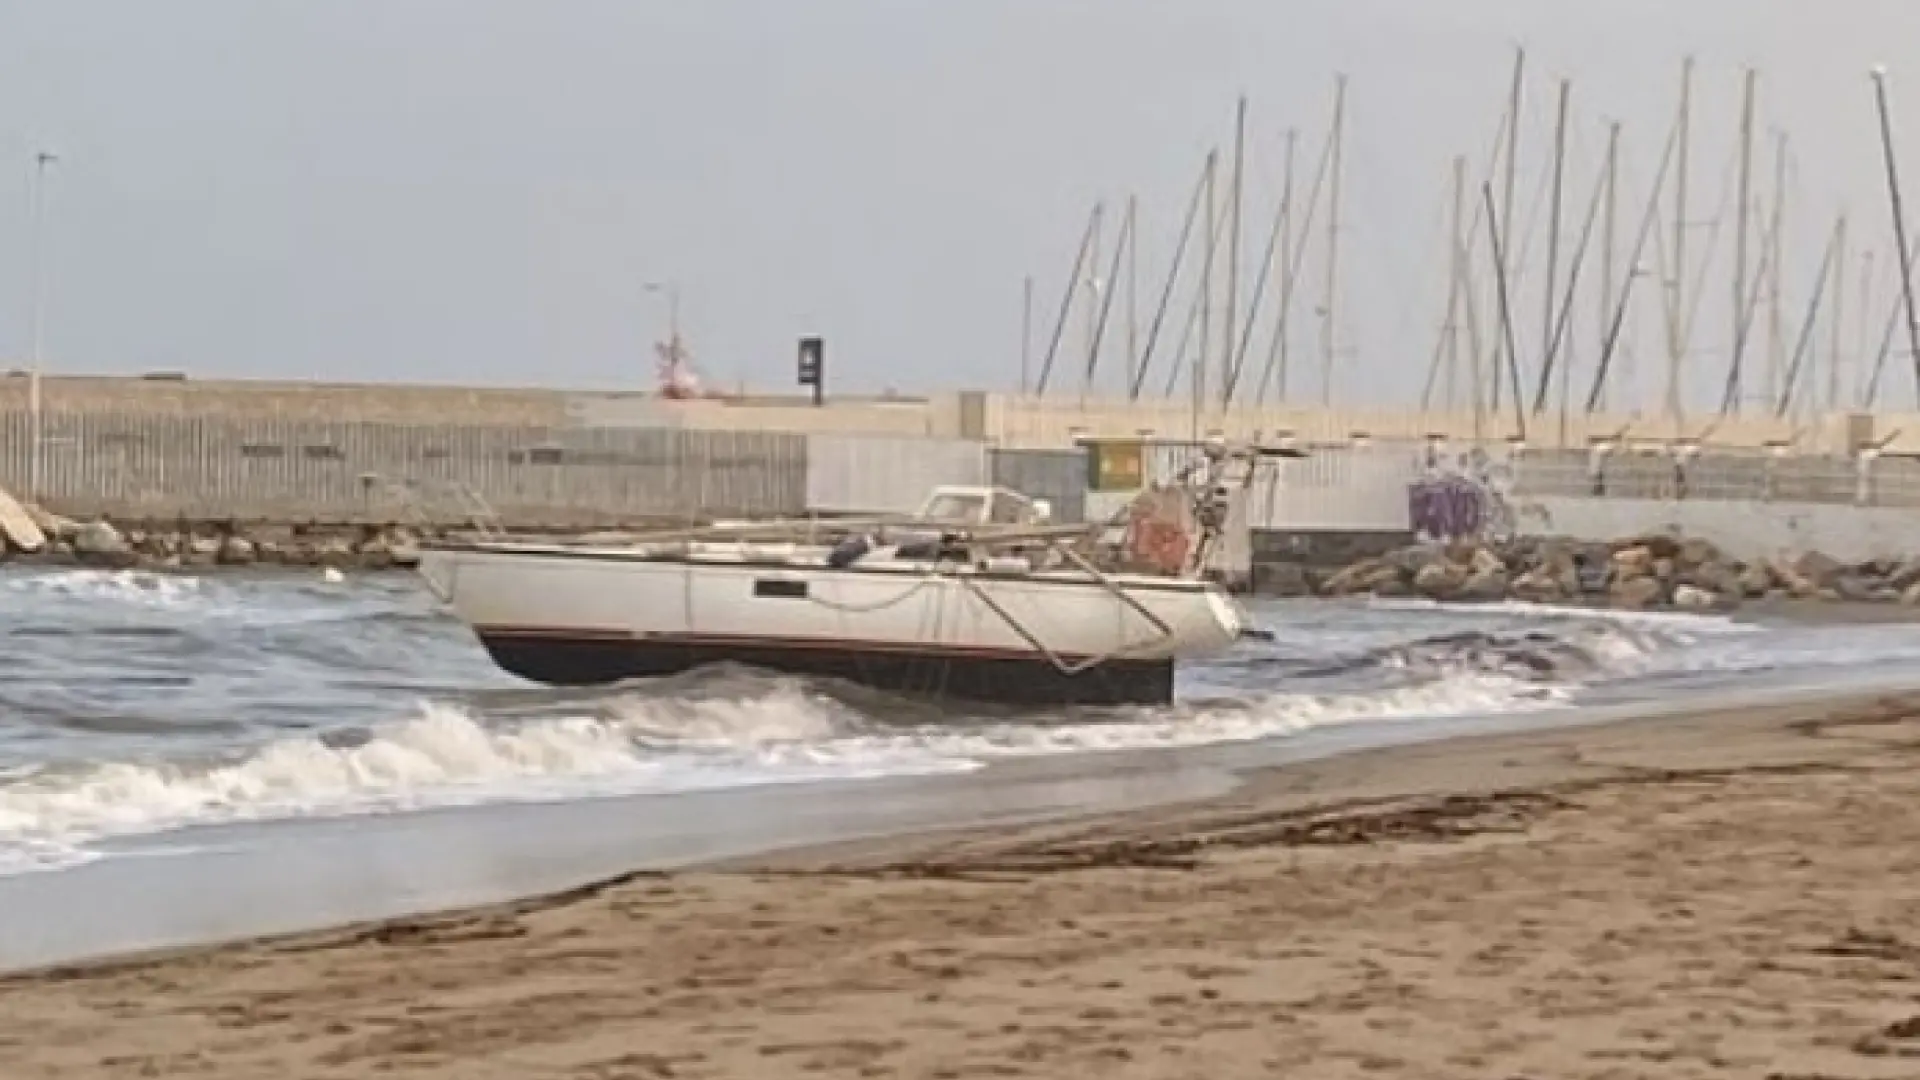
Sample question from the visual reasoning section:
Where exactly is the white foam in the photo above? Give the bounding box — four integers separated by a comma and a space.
0, 689, 973, 874
847, 673, 1569, 761
4, 568, 213, 611
1364, 596, 1759, 635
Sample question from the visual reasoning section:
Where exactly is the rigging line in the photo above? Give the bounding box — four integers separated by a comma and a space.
1673, 131, 1744, 368
1586, 109, 1683, 412
1775, 218, 1845, 417
1032, 204, 1102, 395
1531, 155, 1611, 413
1719, 199, 1784, 413
1335, 123, 1456, 404
1859, 232, 1920, 408
1251, 118, 1338, 405
1162, 205, 1235, 399
1130, 154, 1212, 400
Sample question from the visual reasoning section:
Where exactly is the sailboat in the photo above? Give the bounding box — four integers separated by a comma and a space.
415, 442, 1294, 706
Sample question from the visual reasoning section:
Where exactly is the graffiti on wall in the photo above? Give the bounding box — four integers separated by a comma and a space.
1407, 445, 1548, 542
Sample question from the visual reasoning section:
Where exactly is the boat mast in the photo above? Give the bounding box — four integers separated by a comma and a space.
1320, 74, 1347, 406
1258, 120, 1335, 405
1195, 147, 1217, 437
1856, 248, 1876, 407
1484, 182, 1528, 440
1775, 215, 1844, 418
1226, 134, 1301, 405
1725, 67, 1756, 414
1539, 77, 1571, 405
1597, 121, 1621, 413
1587, 110, 1682, 412
1084, 202, 1133, 399
1269, 127, 1298, 405
1020, 274, 1034, 393
1666, 55, 1694, 425
1872, 65, 1920, 404
1421, 154, 1468, 412
1766, 132, 1788, 407
1131, 151, 1212, 400
1032, 203, 1101, 396
1083, 204, 1104, 397
1126, 194, 1140, 393
1827, 214, 1848, 413
1492, 47, 1525, 416
1223, 95, 1246, 409
1448, 153, 1467, 412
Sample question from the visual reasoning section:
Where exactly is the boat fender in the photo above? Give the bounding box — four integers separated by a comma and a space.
895, 538, 939, 560
981, 555, 1032, 575
827, 533, 872, 569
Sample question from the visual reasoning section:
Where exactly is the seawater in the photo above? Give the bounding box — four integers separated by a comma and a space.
4, 564, 1919, 876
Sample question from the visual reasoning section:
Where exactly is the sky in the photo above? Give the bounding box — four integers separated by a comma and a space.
5, 0, 1920, 413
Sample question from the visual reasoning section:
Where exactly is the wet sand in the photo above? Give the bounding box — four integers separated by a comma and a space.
9, 690, 1920, 1078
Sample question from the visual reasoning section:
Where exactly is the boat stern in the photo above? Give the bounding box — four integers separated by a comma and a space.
412, 545, 463, 604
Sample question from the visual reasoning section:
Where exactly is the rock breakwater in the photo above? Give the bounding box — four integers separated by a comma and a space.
1258, 534, 1920, 610
0, 505, 430, 572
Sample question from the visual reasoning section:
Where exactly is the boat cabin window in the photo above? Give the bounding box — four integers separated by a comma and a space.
753, 578, 809, 599
988, 492, 1028, 524
920, 492, 986, 523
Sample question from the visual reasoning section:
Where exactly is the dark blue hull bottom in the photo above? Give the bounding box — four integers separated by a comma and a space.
476, 631, 1176, 707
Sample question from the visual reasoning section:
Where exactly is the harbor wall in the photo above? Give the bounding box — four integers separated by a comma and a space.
0, 408, 1060, 527
19, 373, 1920, 454
0, 409, 812, 527
1517, 496, 1920, 564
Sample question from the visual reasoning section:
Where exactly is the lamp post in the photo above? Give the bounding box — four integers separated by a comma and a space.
27, 149, 58, 504
642, 279, 681, 347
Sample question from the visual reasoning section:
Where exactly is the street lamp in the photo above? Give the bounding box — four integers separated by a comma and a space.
642, 280, 681, 346
27, 149, 58, 504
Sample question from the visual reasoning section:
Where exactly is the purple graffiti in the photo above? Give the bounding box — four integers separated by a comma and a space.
1408, 477, 1488, 541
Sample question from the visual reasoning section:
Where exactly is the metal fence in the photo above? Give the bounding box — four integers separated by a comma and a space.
990, 448, 1088, 524
1508, 446, 1920, 508
805, 433, 988, 515
0, 409, 810, 526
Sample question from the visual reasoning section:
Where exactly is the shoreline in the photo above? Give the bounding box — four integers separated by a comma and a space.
7, 685, 1920, 1076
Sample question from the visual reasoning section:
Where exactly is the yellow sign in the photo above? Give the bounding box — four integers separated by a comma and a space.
1086, 439, 1145, 491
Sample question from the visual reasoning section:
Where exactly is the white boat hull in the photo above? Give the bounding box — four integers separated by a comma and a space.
416, 543, 1248, 705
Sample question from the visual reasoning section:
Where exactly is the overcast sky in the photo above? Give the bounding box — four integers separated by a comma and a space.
6, 0, 1920, 412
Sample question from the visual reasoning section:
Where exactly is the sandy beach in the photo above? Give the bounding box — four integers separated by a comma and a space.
7, 689, 1920, 1079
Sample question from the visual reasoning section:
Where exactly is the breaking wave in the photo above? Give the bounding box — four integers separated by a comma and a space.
7, 566, 1920, 877
0, 658, 1587, 874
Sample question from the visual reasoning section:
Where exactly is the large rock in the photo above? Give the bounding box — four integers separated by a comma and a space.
1672, 583, 1718, 610
1674, 536, 1726, 572
1736, 561, 1777, 597
1508, 569, 1564, 602
218, 535, 257, 566
1831, 574, 1879, 603
1888, 559, 1920, 593
1611, 545, 1655, 579
1614, 534, 1682, 560
1411, 559, 1463, 598
1610, 575, 1664, 610
1768, 557, 1822, 599
1455, 566, 1510, 602
1679, 559, 1744, 598
1791, 551, 1845, 588
71, 520, 134, 566
1320, 557, 1401, 597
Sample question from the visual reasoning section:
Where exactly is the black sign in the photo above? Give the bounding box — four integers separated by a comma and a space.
797, 335, 824, 405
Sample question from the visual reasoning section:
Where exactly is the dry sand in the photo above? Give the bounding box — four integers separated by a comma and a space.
8, 692, 1920, 1079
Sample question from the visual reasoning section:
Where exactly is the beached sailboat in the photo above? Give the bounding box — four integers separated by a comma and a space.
416, 442, 1289, 706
